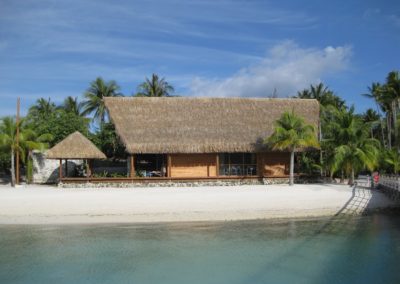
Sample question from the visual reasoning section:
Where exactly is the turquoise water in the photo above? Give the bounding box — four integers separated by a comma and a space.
1, 214, 400, 284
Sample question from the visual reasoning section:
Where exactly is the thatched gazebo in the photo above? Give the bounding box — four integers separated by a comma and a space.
46, 131, 106, 180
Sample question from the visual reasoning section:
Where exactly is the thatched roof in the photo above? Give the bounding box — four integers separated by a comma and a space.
46, 131, 106, 159
104, 97, 320, 154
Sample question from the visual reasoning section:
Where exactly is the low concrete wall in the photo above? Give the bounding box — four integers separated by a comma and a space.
59, 177, 293, 188
32, 151, 83, 184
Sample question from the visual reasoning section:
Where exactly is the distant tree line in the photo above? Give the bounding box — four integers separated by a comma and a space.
293, 70, 400, 183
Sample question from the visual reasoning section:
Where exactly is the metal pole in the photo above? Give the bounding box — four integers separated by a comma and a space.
16, 98, 20, 185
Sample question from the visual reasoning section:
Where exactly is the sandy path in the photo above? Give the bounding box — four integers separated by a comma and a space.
0, 184, 398, 224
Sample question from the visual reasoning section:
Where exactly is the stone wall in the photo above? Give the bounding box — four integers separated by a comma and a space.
59, 178, 294, 188
32, 151, 83, 184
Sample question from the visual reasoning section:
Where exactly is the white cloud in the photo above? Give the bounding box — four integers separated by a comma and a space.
189, 41, 352, 97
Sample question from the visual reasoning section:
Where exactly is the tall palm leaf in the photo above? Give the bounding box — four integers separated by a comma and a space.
82, 77, 122, 124
29, 98, 56, 118
362, 108, 381, 138
384, 149, 400, 174
266, 110, 319, 185
59, 96, 83, 116
136, 73, 174, 97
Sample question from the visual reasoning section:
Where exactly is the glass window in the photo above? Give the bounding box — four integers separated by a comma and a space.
218, 153, 257, 176
244, 153, 256, 164
219, 153, 230, 165
229, 153, 243, 165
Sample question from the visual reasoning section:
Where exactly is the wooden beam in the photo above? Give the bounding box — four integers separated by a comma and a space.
216, 154, 220, 176
129, 155, 135, 177
59, 159, 63, 181
86, 159, 92, 178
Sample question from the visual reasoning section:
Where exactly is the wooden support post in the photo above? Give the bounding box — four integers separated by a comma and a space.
216, 154, 220, 176
65, 159, 68, 178
167, 155, 172, 177
59, 159, 63, 181
129, 155, 135, 177
86, 159, 92, 179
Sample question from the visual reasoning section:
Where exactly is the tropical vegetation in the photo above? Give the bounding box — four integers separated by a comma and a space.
0, 117, 52, 185
82, 77, 122, 125
135, 73, 175, 97
1, 70, 400, 185
266, 110, 319, 185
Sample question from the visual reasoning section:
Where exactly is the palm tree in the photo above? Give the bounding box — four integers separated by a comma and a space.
362, 108, 381, 138
59, 96, 83, 116
0, 117, 20, 186
21, 129, 53, 183
0, 117, 52, 186
363, 82, 388, 148
135, 73, 174, 97
384, 149, 400, 175
297, 83, 345, 109
29, 98, 56, 118
82, 77, 122, 124
296, 83, 345, 177
266, 110, 319, 185
363, 71, 400, 150
327, 107, 380, 185
383, 71, 400, 148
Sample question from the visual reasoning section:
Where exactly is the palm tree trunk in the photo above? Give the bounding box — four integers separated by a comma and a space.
319, 123, 323, 177
10, 148, 15, 187
392, 101, 398, 149
387, 114, 392, 149
374, 102, 386, 148
289, 150, 294, 186
340, 169, 344, 183
349, 168, 355, 186
380, 118, 386, 147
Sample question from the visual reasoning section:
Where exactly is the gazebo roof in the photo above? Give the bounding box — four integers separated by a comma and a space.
46, 131, 106, 159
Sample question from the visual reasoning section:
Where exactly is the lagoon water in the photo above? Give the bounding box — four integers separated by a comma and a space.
1, 214, 400, 284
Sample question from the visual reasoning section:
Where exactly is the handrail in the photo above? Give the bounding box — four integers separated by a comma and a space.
377, 175, 400, 192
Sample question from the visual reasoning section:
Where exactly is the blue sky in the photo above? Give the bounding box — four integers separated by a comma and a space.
0, 0, 399, 116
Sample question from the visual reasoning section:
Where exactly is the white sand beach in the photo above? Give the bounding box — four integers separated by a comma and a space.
0, 184, 398, 224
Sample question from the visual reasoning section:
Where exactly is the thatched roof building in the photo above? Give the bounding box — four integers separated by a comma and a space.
46, 131, 106, 159
104, 97, 319, 154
